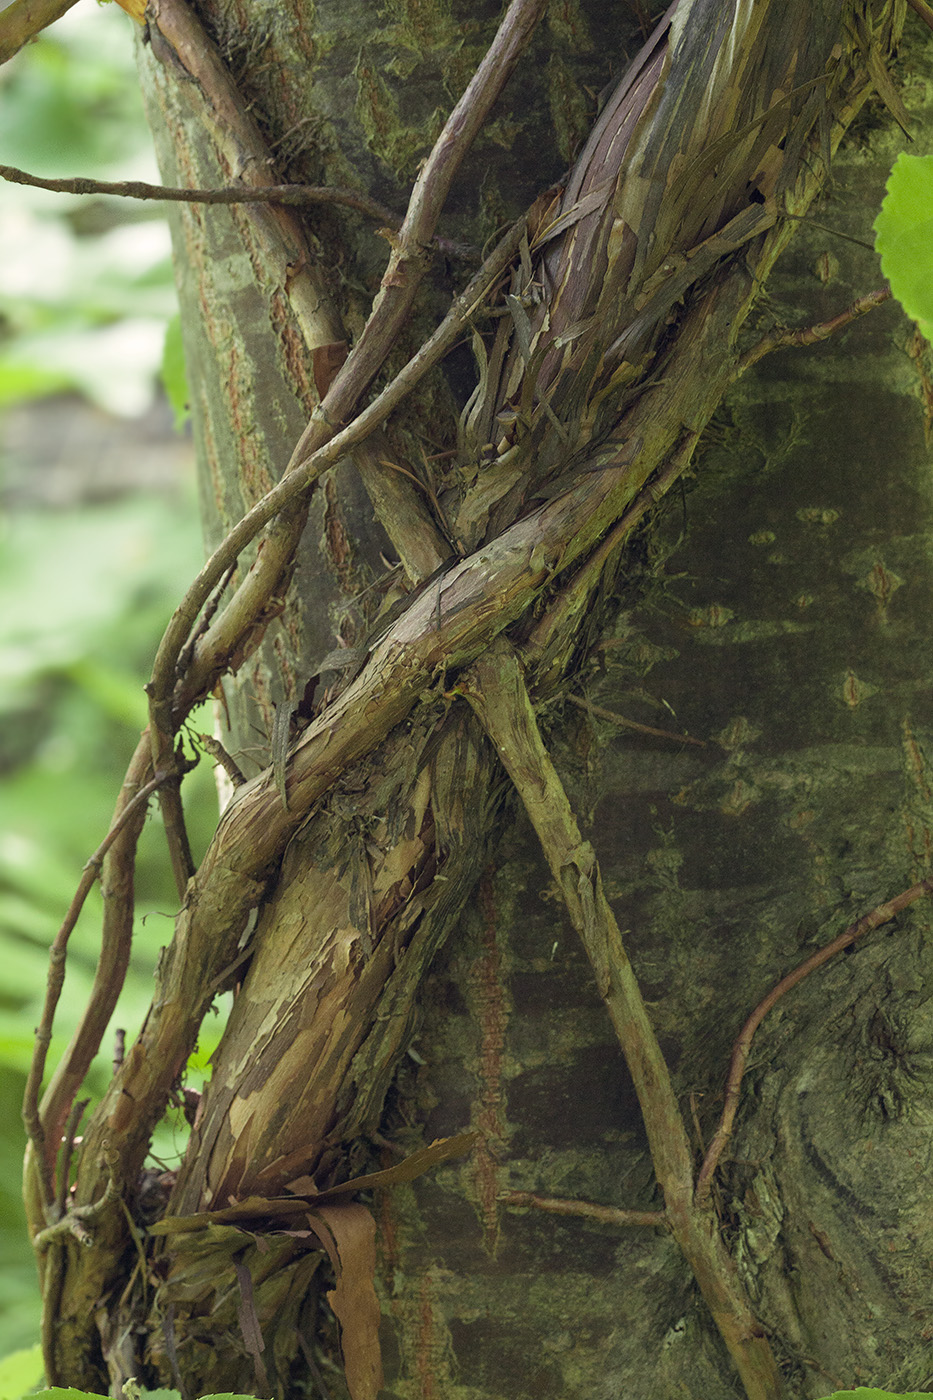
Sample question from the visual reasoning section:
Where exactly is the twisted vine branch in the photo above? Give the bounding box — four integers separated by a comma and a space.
24, 1, 912, 1396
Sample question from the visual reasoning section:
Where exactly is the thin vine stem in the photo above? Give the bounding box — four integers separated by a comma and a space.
696, 875, 933, 1206
23, 764, 168, 1208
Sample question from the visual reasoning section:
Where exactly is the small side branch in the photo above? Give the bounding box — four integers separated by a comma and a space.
198, 733, 246, 788
0, 0, 77, 66
0, 164, 400, 224
696, 875, 933, 1206
737, 287, 891, 376
567, 694, 706, 747
500, 1190, 666, 1229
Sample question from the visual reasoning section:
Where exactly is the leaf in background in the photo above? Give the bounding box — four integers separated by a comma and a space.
0, 5, 177, 417
32, 1389, 108, 1400
0, 1342, 43, 1399
816, 1390, 933, 1399
873, 152, 933, 339
0, 8, 151, 177
161, 315, 191, 432
0, 362, 72, 408
0, 320, 170, 418
66, 658, 148, 729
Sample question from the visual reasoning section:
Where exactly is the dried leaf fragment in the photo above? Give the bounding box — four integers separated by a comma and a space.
315, 1201, 384, 1400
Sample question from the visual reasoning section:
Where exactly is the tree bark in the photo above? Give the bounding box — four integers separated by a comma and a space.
25, 1, 931, 1397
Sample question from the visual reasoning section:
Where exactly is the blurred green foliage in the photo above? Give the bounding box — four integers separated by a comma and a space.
0, 2, 177, 414
0, 0, 209, 1361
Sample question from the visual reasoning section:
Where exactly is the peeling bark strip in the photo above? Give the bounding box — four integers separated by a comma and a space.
24, 0, 911, 1395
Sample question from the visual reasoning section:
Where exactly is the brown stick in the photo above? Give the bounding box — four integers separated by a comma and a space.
0, 164, 400, 224
696, 876, 933, 1206
567, 694, 706, 747
0, 0, 78, 66
499, 1191, 666, 1229
737, 286, 891, 375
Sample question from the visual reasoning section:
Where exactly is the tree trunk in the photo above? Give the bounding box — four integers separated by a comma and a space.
25, 1, 932, 1397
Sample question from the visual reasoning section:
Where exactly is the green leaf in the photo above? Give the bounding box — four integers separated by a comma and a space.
31, 1389, 108, 1400
161, 315, 191, 432
874, 151, 933, 339
0, 363, 72, 407
0, 1344, 43, 1400
817, 1389, 933, 1399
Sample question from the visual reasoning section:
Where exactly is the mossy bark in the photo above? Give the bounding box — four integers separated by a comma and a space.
377, 40, 933, 1399
31, 2, 933, 1397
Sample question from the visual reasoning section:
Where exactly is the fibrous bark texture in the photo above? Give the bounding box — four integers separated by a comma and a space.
25, 1, 933, 1397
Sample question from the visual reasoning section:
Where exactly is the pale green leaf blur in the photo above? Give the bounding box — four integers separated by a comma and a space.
0, 0, 215, 1360
874, 151, 933, 340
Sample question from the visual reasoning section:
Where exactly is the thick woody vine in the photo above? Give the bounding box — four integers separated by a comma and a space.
14, 2, 923, 1399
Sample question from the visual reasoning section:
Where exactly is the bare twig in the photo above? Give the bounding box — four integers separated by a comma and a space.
156, 741, 202, 900
0, 164, 400, 224
696, 876, 933, 1206
159, 774, 196, 901
567, 694, 706, 747
499, 1190, 666, 1228
737, 286, 891, 376
33, 1163, 121, 1253
198, 733, 246, 788
23, 762, 168, 1208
